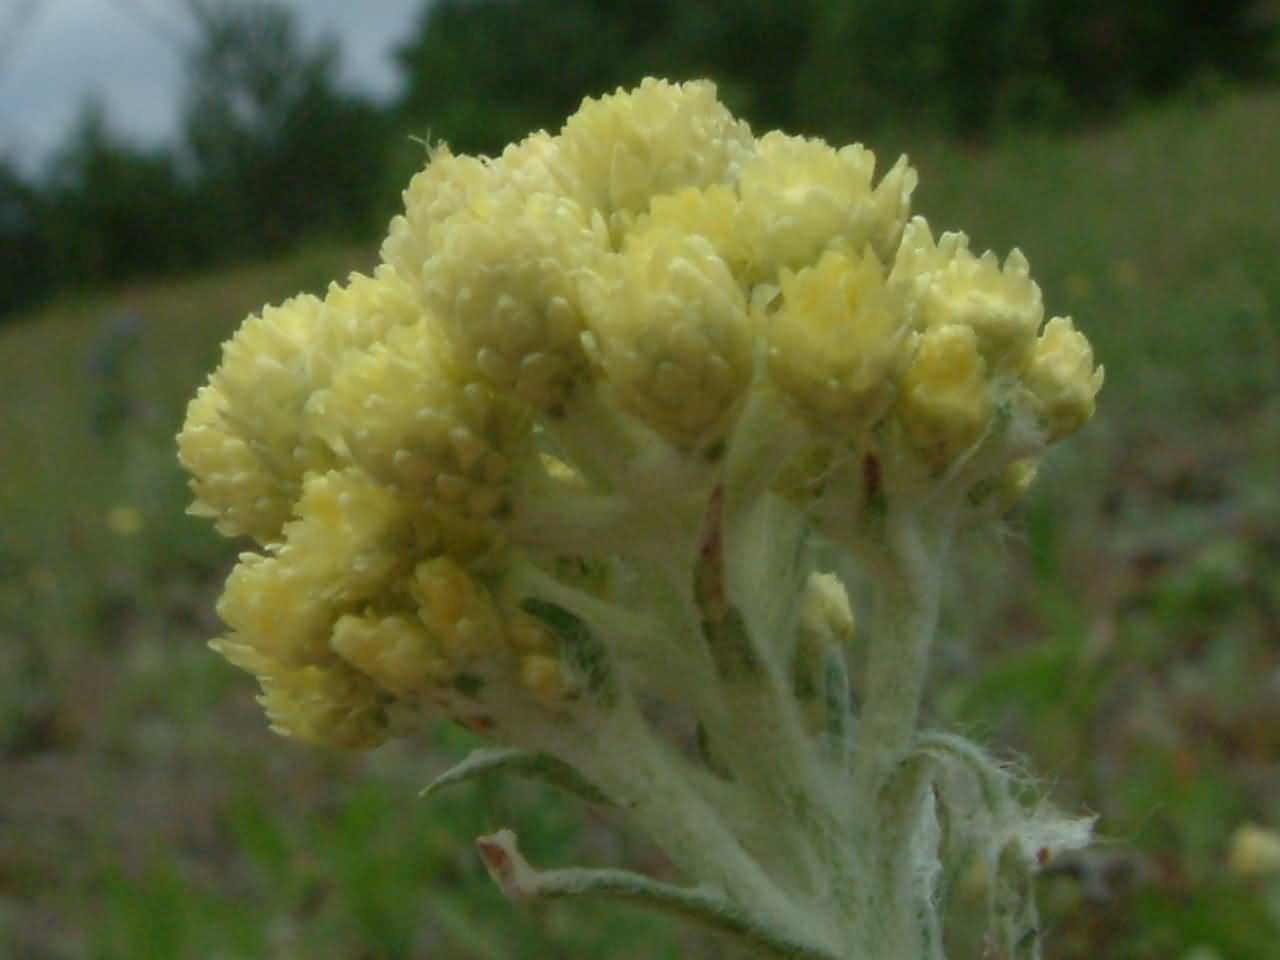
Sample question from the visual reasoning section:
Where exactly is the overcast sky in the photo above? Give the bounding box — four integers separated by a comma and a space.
0, 0, 426, 170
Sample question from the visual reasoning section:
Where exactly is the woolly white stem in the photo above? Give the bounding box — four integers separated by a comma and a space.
570, 698, 842, 950
852, 510, 948, 804
827, 509, 953, 957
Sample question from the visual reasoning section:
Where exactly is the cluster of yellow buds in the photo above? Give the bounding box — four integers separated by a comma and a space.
179, 78, 1100, 958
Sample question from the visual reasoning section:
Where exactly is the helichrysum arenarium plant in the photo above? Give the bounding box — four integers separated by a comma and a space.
179, 79, 1103, 958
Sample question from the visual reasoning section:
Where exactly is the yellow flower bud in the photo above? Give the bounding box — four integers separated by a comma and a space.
738, 132, 916, 281
214, 553, 322, 674
422, 191, 605, 410
1021, 316, 1104, 441
792, 572, 854, 732
506, 610, 559, 654
559, 78, 752, 216
257, 662, 389, 749
519, 653, 576, 706
308, 319, 522, 554
768, 247, 907, 430
494, 130, 577, 199
977, 458, 1041, 515
898, 324, 993, 464
583, 226, 751, 447
331, 612, 450, 697
215, 469, 407, 669
895, 221, 1043, 372
642, 185, 751, 281
381, 146, 497, 285
411, 557, 505, 661
799, 572, 856, 648
178, 383, 293, 541
178, 268, 420, 543
1228, 823, 1280, 878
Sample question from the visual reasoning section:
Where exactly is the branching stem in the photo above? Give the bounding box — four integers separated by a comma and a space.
476, 829, 842, 960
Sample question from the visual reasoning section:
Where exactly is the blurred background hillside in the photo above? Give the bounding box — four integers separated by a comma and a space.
1, 1, 1278, 957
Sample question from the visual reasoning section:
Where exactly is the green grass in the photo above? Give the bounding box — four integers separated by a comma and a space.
3, 91, 1278, 958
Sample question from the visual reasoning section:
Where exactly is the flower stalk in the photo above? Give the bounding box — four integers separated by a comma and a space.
853, 510, 949, 806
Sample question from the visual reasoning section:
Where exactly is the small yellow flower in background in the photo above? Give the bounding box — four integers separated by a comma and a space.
1228, 823, 1280, 878
178, 78, 1103, 958
107, 505, 143, 537
27, 566, 58, 593
1065, 271, 1092, 302
1111, 258, 1141, 289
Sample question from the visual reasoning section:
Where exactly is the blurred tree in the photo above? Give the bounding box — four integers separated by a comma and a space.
39, 101, 194, 289
0, 156, 54, 319
800, 0, 1278, 138
399, 0, 1276, 148
1, 1, 396, 321
5, 0, 1274, 323
393, 0, 817, 153
180, 0, 390, 253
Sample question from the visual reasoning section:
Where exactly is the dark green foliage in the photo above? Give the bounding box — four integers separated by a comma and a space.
1, 105, 198, 317
0, 158, 55, 317
522, 597, 618, 704
44, 104, 201, 284
398, 0, 1276, 149
4, 0, 1275, 323
180, 1, 391, 254
801, 0, 1278, 138
393, 0, 817, 152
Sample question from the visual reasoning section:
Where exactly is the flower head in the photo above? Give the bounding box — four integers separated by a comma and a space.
768, 247, 905, 431
898, 324, 992, 465
180, 77, 1100, 754
1021, 315, 1105, 440
559, 77, 753, 217
582, 225, 751, 447
180, 77, 1101, 958
738, 132, 916, 281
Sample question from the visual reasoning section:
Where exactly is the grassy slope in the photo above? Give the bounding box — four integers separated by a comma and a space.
1, 91, 1277, 958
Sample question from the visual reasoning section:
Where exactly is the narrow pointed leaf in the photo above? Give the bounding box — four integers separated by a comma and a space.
421, 747, 612, 805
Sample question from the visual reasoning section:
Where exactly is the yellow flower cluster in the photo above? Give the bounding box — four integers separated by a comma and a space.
768, 248, 902, 431
582, 225, 751, 445
180, 78, 1101, 748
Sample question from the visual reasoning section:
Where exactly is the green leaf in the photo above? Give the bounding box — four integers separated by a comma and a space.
422, 747, 612, 806
521, 597, 618, 706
